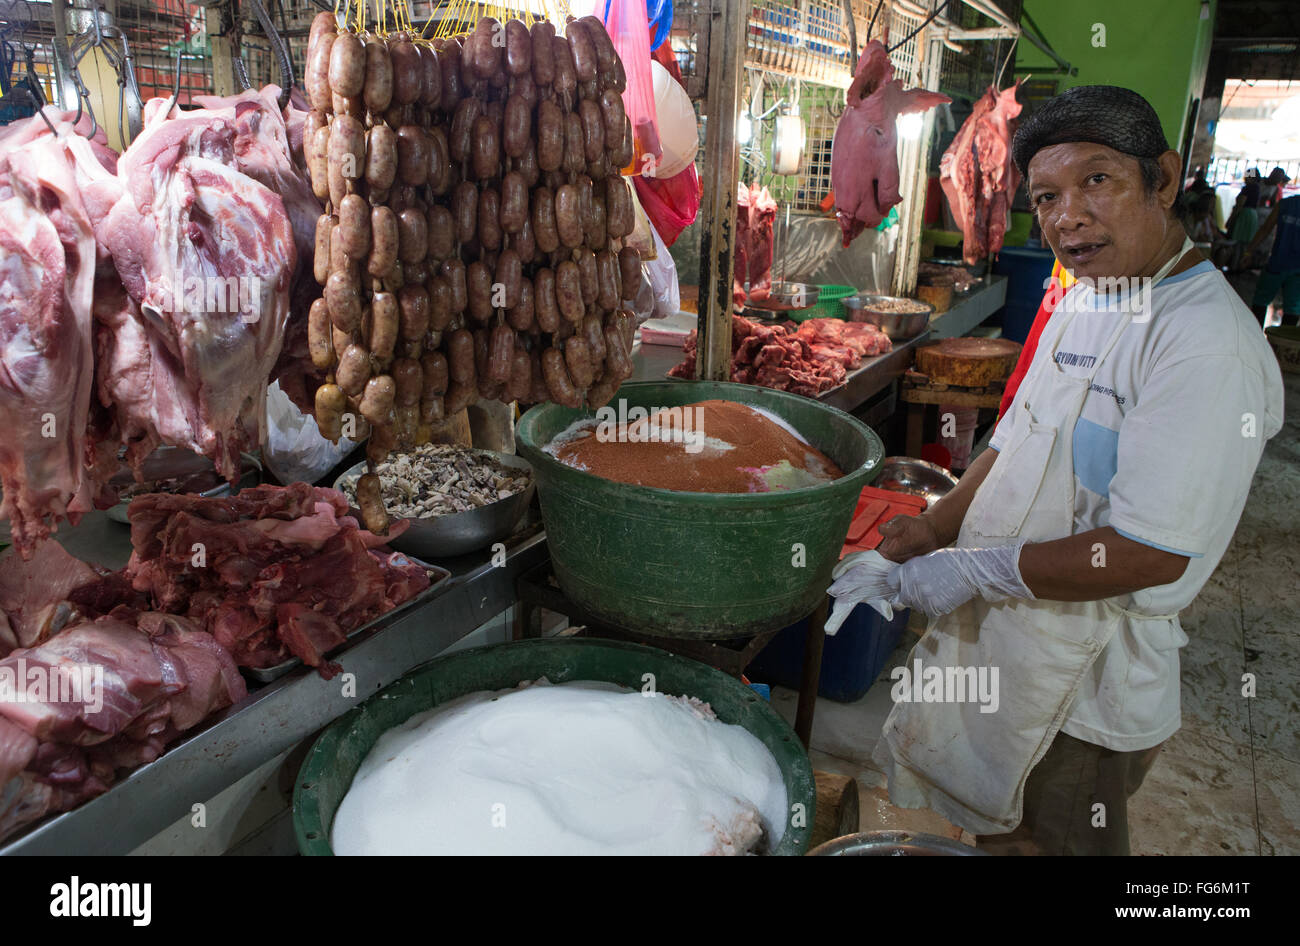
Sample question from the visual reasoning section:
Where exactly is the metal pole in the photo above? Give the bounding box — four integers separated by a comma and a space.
49, 0, 78, 109
696, 0, 749, 381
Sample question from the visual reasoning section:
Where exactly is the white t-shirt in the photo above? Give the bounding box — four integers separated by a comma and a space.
990, 261, 1285, 751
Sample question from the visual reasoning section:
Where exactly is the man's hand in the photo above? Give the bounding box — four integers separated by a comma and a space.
878, 514, 942, 563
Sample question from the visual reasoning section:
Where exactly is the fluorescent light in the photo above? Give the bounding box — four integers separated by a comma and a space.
897, 113, 924, 139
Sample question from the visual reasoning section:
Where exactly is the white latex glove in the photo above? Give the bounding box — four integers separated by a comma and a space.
893, 541, 1035, 619
825, 550, 901, 635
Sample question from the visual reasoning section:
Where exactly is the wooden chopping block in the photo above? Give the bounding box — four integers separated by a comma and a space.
914, 337, 1021, 387
810, 771, 860, 849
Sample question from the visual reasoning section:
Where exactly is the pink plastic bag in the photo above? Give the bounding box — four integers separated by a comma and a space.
602, 0, 662, 174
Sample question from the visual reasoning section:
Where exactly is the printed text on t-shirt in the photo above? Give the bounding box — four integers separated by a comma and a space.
1054, 350, 1097, 368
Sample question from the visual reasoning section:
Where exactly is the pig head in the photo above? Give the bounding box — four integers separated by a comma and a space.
831, 41, 950, 247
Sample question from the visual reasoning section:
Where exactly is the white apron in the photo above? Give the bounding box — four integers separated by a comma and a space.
872, 241, 1191, 835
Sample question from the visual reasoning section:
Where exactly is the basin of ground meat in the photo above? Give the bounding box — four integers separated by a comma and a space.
545, 399, 843, 493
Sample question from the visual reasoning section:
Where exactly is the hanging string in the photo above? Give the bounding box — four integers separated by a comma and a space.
994, 34, 1019, 89
887, 0, 951, 54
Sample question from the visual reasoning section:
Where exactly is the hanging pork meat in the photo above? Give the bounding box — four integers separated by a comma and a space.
830, 40, 950, 248
940, 82, 1023, 264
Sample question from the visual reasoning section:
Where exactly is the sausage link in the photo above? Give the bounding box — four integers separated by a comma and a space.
504, 19, 532, 76
611, 114, 633, 169
551, 34, 577, 102
471, 114, 500, 181
337, 194, 371, 260
536, 98, 563, 172
362, 36, 393, 112
426, 126, 451, 196
567, 20, 597, 83
316, 379, 348, 442
441, 258, 468, 314
397, 208, 428, 263
533, 267, 560, 332
392, 357, 423, 407
397, 284, 430, 342
580, 16, 618, 75
451, 181, 478, 245
364, 124, 397, 195
388, 39, 422, 106
309, 125, 331, 199
425, 204, 453, 261
307, 298, 335, 370
598, 88, 626, 152
417, 43, 442, 109
495, 248, 522, 309
436, 37, 463, 108
447, 328, 476, 385
425, 275, 453, 331
507, 276, 535, 331
514, 214, 537, 264
337, 343, 371, 395
325, 269, 362, 333
329, 114, 366, 181
471, 18, 503, 79
555, 260, 584, 324
530, 185, 559, 254
466, 260, 494, 323
369, 292, 399, 366
586, 193, 608, 249
329, 32, 366, 99
578, 98, 605, 164
359, 374, 396, 426
488, 322, 515, 384
618, 246, 640, 300
368, 205, 400, 279
606, 176, 634, 238
554, 184, 584, 248
530, 20, 556, 87
449, 97, 482, 164
575, 247, 598, 305
502, 93, 531, 159
477, 187, 502, 252
498, 171, 528, 234
595, 249, 620, 311
306, 30, 336, 112
542, 347, 582, 407
313, 213, 336, 285
528, 347, 550, 404
564, 335, 595, 388
421, 350, 449, 397
394, 125, 428, 187
563, 112, 585, 174
506, 341, 532, 403
583, 312, 607, 364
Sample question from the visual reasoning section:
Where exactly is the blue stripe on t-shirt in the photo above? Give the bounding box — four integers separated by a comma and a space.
1113, 526, 1203, 558
1072, 416, 1119, 497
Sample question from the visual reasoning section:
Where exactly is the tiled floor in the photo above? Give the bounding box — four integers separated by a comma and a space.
771, 369, 1299, 855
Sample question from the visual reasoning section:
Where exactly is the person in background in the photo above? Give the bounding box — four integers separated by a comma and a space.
1259, 166, 1289, 209
1222, 168, 1262, 271
1244, 184, 1300, 327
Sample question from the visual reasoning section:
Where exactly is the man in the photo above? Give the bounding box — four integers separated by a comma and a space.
831, 86, 1284, 855
1244, 175, 1299, 327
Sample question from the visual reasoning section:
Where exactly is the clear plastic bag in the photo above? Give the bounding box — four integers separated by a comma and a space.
262, 381, 357, 485
602, 0, 662, 175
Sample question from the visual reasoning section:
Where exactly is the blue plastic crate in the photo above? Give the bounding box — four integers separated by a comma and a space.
747, 598, 910, 703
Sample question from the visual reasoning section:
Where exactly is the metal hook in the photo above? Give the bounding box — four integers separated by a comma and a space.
163, 47, 183, 118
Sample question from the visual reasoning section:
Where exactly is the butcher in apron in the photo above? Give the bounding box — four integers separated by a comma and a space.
829, 86, 1285, 855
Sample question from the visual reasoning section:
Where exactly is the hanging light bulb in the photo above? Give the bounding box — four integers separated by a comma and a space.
772, 110, 805, 175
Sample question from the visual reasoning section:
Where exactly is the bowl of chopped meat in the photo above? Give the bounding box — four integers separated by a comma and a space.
842, 294, 934, 339
334, 445, 535, 560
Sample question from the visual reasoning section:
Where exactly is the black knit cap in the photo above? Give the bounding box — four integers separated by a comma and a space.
1012, 85, 1171, 179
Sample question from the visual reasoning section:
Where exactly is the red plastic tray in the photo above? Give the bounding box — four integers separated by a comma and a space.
841, 486, 927, 557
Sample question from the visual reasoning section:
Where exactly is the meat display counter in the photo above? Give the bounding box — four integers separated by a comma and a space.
0, 516, 549, 856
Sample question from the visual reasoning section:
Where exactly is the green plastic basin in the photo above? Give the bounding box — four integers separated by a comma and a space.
515, 381, 884, 639
294, 637, 815, 855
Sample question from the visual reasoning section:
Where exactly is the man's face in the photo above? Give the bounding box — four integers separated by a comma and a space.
1027, 143, 1170, 281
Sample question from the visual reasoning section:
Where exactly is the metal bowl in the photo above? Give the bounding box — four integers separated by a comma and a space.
875, 456, 959, 507
808, 831, 987, 856
333, 450, 535, 560
744, 281, 821, 312
842, 294, 934, 339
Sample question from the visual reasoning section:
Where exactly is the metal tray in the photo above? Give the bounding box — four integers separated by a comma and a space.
240, 556, 452, 684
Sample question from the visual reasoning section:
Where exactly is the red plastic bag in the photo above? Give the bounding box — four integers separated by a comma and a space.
633, 162, 701, 247
602, 0, 661, 174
